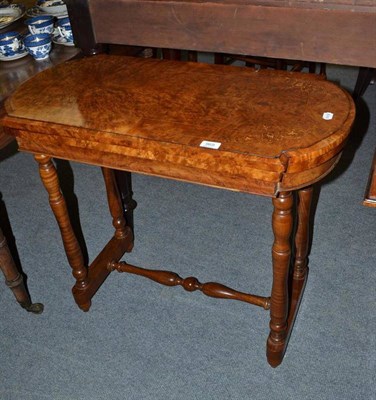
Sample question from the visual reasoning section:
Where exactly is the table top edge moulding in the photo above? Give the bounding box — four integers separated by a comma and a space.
2, 55, 355, 197
84, 0, 376, 67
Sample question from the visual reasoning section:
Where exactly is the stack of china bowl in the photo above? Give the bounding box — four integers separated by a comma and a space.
52, 16, 74, 46
23, 10, 75, 60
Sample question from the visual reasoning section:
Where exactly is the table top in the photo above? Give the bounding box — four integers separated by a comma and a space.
5, 55, 352, 157
2, 55, 355, 196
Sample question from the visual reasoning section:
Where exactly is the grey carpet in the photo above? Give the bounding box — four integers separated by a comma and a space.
0, 64, 375, 400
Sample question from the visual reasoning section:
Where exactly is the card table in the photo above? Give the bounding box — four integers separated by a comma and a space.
1, 51, 355, 366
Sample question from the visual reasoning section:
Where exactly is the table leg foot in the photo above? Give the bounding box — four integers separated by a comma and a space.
5, 272, 44, 314
266, 272, 307, 367
75, 299, 91, 312
22, 301, 44, 314
266, 340, 285, 368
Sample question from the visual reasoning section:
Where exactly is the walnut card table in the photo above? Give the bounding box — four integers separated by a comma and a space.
1, 54, 355, 366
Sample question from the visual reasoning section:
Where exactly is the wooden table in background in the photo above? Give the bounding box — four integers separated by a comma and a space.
0, 3, 79, 311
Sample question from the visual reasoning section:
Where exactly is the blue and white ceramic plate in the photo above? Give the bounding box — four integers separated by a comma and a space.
0, 48, 28, 61
0, 4, 26, 29
26, 6, 68, 18
52, 34, 74, 47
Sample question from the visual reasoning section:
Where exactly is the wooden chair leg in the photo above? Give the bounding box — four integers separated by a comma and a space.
34, 154, 90, 311
267, 191, 293, 367
0, 228, 43, 313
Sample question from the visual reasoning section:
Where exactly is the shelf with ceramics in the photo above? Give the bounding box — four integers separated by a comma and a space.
0, 1, 74, 61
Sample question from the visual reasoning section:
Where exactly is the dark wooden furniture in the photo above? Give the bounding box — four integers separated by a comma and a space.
0, 4, 80, 313
68, 0, 375, 67
1, 113, 43, 313
2, 0, 371, 366
0, 226, 43, 313
363, 149, 376, 207
353, 67, 376, 100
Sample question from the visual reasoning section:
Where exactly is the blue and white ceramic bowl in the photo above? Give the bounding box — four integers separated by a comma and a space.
24, 33, 51, 60
25, 15, 54, 35
0, 31, 24, 57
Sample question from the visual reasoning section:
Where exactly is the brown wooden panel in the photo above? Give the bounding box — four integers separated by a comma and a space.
89, 0, 376, 67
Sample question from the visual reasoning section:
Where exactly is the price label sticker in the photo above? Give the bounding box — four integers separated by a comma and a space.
322, 112, 334, 120
200, 140, 222, 150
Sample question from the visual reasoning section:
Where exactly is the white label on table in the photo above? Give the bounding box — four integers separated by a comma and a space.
200, 140, 222, 149
322, 112, 334, 120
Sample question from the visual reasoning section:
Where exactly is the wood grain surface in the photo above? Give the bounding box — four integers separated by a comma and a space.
83, 0, 376, 67
3, 55, 355, 196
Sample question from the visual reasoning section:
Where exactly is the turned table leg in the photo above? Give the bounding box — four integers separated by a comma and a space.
35, 154, 90, 311
102, 168, 133, 249
0, 227, 43, 313
267, 191, 293, 367
294, 187, 313, 280
114, 171, 137, 234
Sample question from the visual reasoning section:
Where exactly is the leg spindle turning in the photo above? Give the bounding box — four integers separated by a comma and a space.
294, 186, 313, 280
35, 154, 90, 310
102, 167, 132, 242
114, 170, 137, 234
109, 261, 271, 309
267, 191, 293, 367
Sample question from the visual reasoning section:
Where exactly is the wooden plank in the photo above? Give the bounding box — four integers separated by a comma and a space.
89, 0, 376, 67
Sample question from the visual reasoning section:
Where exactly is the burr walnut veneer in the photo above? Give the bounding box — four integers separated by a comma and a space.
2, 54, 355, 367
